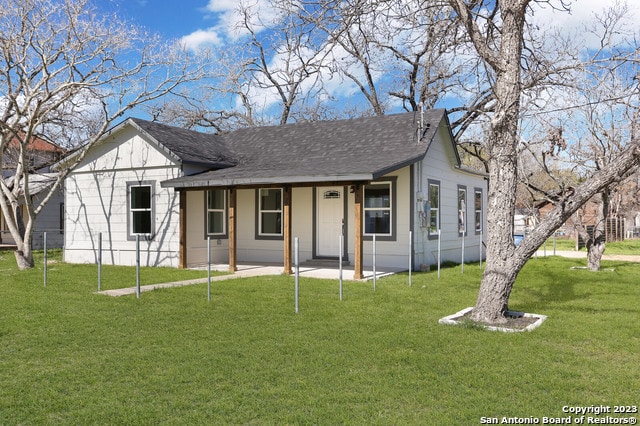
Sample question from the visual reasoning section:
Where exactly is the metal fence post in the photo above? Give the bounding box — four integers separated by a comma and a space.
373, 234, 377, 291
339, 234, 343, 301
207, 236, 211, 302
294, 237, 299, 314
98, 232, 102, 292
43, 232, 47, 288
408, 230, 412, 287
136, 235, 140, 299
437, 229, 441, 279
461, 232, 465, 274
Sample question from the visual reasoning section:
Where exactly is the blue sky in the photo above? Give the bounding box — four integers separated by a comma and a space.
100, 0, 635, 51
98, 0, 280, 49
99, 0, 213, 40
92, 0, 638, 125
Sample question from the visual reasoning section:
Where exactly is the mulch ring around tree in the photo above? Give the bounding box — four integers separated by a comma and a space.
439, 307, 547, 332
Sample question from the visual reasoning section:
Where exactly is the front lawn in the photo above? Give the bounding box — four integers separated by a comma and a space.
2, 249, 213, 291
545, 237, 640, 254
1, 251, 638, 424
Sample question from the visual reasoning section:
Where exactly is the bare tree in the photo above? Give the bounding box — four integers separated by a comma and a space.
0, 0, 206, 269
154, 0, 333, 131
287, 0, 473, 116
449, 0, 640, 324
514, 2, 640, 271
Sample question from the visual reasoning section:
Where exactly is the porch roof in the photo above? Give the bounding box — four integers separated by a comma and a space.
161, 109, 451, 189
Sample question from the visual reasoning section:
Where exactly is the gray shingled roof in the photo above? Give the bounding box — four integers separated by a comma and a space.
159, 109, 453, 188
129, 118, 236, 168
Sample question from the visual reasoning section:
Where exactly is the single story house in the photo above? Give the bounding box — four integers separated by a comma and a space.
63, 110, 487, 278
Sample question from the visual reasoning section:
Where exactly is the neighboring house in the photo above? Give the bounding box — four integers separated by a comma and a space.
514, 208, 536, 235
0, 173, 65, 249
1, 135, 66, 248
533, 198, 626, 243
2, 133, 66, 178
63, 110, 487, 277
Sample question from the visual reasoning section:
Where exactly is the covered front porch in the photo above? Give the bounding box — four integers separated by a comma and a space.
176, 182, 372, 279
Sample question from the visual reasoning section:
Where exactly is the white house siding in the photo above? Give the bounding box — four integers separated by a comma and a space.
344, 167, 414, 270
64, 127, 181, 267
185, 187, 315, 268
413, 125, 487, 268
180, 154, 483, 271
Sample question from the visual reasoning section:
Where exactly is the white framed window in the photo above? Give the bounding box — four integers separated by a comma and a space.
128, 182, 154, 240
428, 180, 440, 238
206, 189, 226, 237
364, 182, 392, 236
474, 188, 483, 233
258, 188, 282, 237
458, 185, 467, 236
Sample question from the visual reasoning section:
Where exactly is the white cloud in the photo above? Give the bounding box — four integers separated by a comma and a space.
529, 0, 639, 48
180, 0, 283, 51
179, 29, 222, 51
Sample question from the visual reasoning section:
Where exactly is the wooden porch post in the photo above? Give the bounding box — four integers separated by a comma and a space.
228, 188, 237, 272
354, 184, 363, 279
283, 185, 292, 275
179, 190, 187, 269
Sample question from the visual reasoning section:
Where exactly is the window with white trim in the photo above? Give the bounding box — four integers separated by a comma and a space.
128, 182, 154, 239
458, 185, 467, 236
206, 189, 226, 236
474, 188, 483, 233
258, 188, 282, 236
428, 180, 440, 237
364, 182, 392, 236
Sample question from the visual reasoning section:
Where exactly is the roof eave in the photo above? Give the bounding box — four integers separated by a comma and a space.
161, 173, 374, 189
182, 160, 236, 170
453, 165, 489, 178
371, 155, 424, 180
441, 112, 462, 166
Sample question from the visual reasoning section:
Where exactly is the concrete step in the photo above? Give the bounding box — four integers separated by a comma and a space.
302, 258, 350, 267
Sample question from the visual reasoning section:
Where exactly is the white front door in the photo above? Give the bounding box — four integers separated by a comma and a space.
316, 186, 344, 257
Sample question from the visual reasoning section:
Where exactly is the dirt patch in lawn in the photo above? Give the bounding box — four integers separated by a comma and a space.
439, 307, 547, 332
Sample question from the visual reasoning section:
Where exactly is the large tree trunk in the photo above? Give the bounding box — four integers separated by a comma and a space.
471, 140, 522, 324
14, 250, 34, 270
467, 0, 528, 325
451, 0, 640, 326
586, 192, 609, 271
5, 202, 35, 270
586, 239, 605, 271
575, 192, 608, 271
472, 257, 521, 324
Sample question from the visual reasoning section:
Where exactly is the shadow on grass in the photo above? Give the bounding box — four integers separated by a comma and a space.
517, 258, 592, 308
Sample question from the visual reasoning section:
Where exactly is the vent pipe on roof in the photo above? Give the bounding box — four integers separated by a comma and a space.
417, 103, 430, 143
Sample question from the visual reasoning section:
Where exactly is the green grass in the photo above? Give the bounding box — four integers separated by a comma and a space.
602, 239, 640, 254
545, 237, 640, 254
544, 237, 577, 251
2, 249, 215, 291
1, 250, 639, 424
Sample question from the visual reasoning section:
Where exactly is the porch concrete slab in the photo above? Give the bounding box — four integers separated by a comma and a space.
96, 263, 404, 297
206, 263, 405, 281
